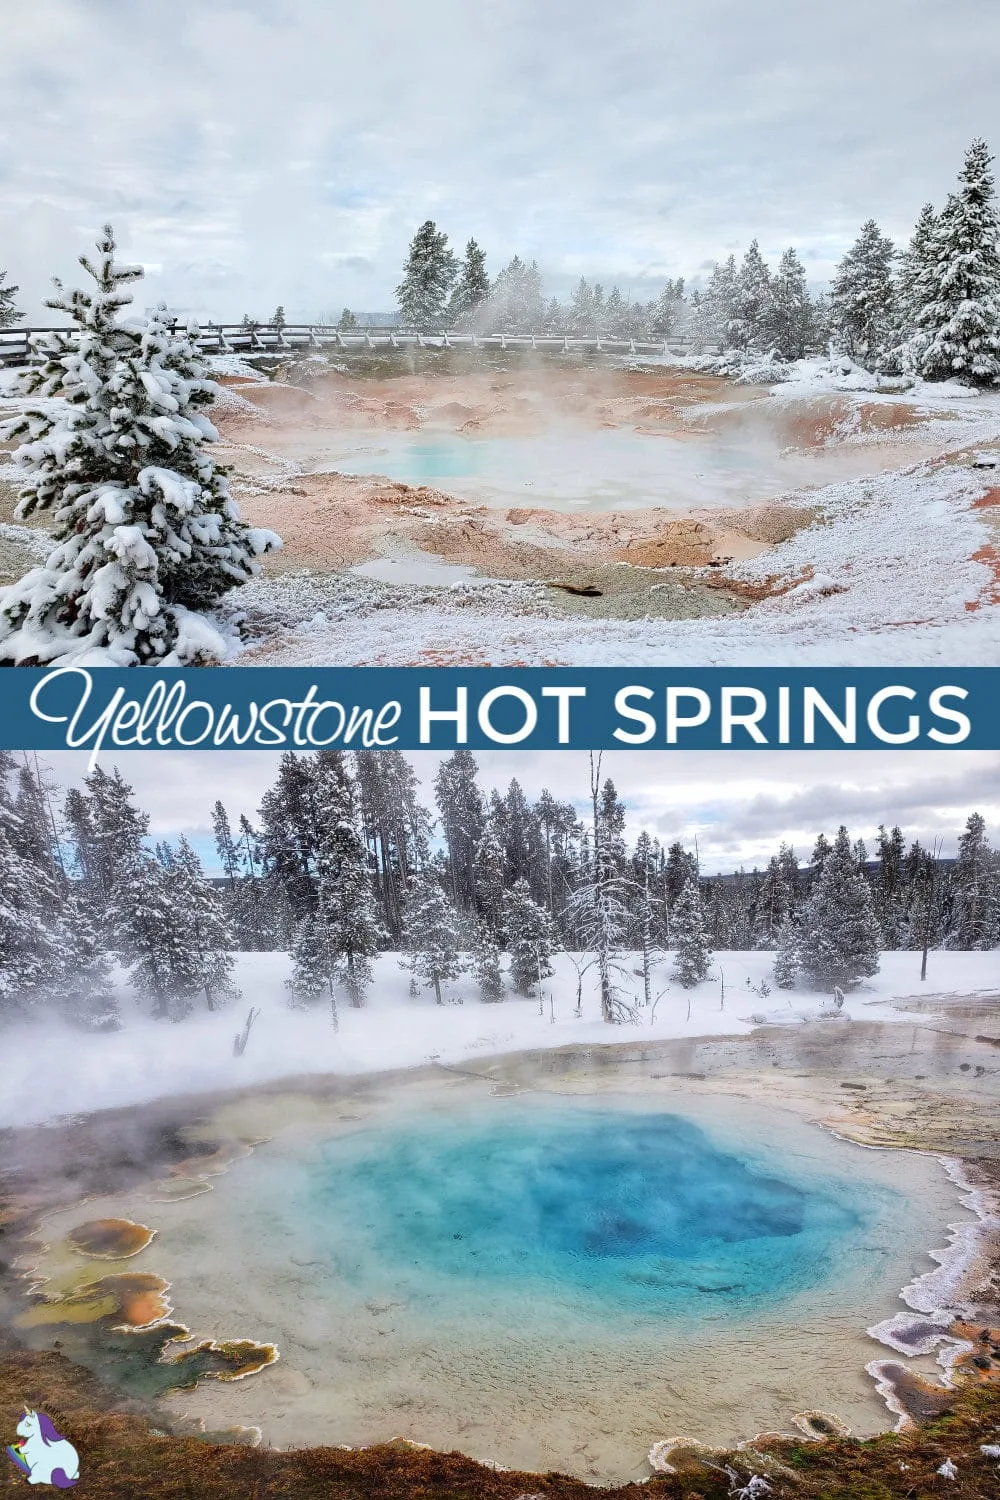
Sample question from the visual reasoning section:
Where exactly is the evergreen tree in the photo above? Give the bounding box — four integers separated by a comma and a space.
288, 909, 341, 1028
671, 877, 712, 988
753, 854, 792, 947
169, 837, 238, 1009
58, 888, 118, 1029
568, 278, 597, 335
0, 226, 279, 665
798, 826, 881, 990
693, 256, 738, 349
730, 240, 773, 351
504, 877, 555, 997
829, 219, 896, 367
395, 221, 457, 327
401, 870, 464, 1003
773, 912, 799, 988
112, 851, 197, 1019
893, 202, 938, 367
914, 138, 1000, 385
0, 271, 22, 329
354, 749, 431, 944
471, 919, 504, 1002
473, 808, 507, 938
434, 750, 485, 909
948, 812, 998, 949
0, 754, 62, 1010
768, 247, 813, 358
311, 750, 382, 1004
336, 308, 357, 330
650, 278, 685, 338
447, 238, 490, 326
271, 305, 286, 332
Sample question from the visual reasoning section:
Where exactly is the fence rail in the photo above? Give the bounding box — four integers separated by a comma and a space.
0, 323, 713, 367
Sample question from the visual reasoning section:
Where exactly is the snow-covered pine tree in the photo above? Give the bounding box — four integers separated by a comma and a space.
671, 876, 712, 988
336, 308, 357, 330
169, 837, 239, 1009
57, 888, 118, 1029
354, 749, 431, 944
913, 139, 1000, 385
947, 812, 998, 949
768, 248, 813, 358
395, 221, 457, 328
568, 278, 597, 335
0, 226, 280, 665
829, 220, 896, 368
503, 877, 556, 996
892, 203, 938, 369
288, 908, 341, 1028
401, 868, 465, 1003
798, 826, 881, 990
434, 750, 485, 909
271, 305, 287, 332
311, 750, 382, 1005
473, 808, 507, 938
753, 853, 792, 947
0, 753, 64, 1011
692, 256, 738, 350
0, 270, 22, 329
633, 828, 660, 1005
569, 755, 635, 1022
112, 851, 197, 1019
471, 918, 504, 1002
773, 911, 799, 988
651, 278, 685, 338
730, 240, 773, 351
447, 239, 490, 327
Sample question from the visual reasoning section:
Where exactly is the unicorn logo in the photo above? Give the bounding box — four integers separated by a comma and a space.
6, 1409, 79, 1487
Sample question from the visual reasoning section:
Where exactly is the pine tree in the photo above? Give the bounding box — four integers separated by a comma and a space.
336, 308, 357, 330
650, 278, 685, 338
768, 248, 813, 358
730, 240, 773, 351
471, 919, 504, 1002
311, 750, 382, 1005
0, 754, 63, 1010
288, 909, 341, 1028
434, 750, 485, 909
671, 877, 712, 988
0, 226, 280, 665
568, 278, 597, 335
169, 837, 238, 1009
753, 854, 793, 946
473, 809, 507, 938
395, 221, 457, 328
914, 139, 1000, 385
829, 220, 896, 367
271, 305, 286, 332
58, 888, 118, 1028
0, 271, 22, 329
401, 869, 464, 1003
112, 852, 197, 1019
773, 912, 799, 988
798, 826, 881, 990
893, 203, 939, 368
693, 256, 738, 349
948, 812, 998, 949
447, 239, 490, 326
504, 877, 555, 996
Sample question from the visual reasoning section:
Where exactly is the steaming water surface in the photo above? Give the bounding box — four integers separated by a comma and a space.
314, 425, 937, 510
135, 1089, 964, 1481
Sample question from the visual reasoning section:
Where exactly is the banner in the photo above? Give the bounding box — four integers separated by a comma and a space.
5, 665, 997, 759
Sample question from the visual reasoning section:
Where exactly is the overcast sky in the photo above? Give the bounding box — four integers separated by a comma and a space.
2, 0, 998, 321
27, 749, 1000, 877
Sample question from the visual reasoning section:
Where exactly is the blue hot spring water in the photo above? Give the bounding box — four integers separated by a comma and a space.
285, 1102, 884, 1332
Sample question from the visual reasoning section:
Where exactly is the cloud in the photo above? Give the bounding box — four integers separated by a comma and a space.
1, 0, 997, 318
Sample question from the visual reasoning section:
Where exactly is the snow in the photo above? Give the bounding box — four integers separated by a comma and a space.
2, 947, 995, 1130
229, 359, 1000, 666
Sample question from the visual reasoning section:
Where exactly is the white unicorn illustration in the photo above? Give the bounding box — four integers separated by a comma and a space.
7, 1409, 79, 1487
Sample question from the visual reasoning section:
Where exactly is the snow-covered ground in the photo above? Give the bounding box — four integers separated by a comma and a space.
4, 948, 995, 1130
226, 359, 1000, 666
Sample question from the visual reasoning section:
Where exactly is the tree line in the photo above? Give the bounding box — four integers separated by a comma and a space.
388, 137, 1000, 377
1, 748, 996, 1031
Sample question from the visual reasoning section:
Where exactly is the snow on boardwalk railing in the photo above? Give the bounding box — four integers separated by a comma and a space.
0, 324, 712, 366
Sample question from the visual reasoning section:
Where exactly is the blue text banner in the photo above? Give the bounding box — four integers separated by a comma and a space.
1, 667, 998, 761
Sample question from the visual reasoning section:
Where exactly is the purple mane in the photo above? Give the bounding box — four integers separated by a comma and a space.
35, 1412, 64, 1445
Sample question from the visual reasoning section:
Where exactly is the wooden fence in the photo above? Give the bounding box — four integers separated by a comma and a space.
0, 323, 712, 367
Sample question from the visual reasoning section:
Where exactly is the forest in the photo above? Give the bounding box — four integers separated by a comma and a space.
0, 749, 996, 1032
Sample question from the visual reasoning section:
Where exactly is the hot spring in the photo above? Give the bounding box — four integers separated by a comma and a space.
313, 424, 934, 511
32, 1085, 968, 1482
